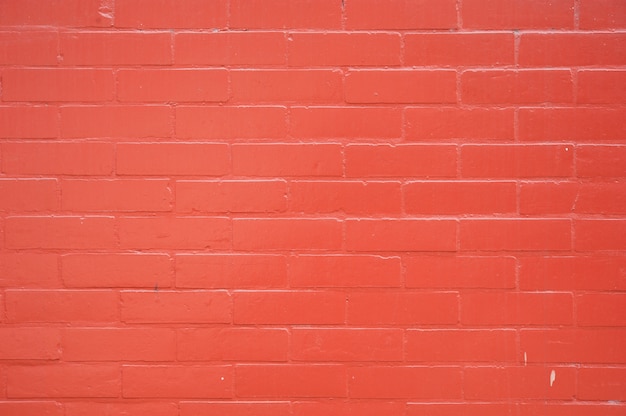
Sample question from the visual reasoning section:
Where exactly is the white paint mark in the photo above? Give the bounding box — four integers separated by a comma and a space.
524, 352, 527, 366
550, 369, 556, 387
220, 377, 225, 381
565, 147, 569, 151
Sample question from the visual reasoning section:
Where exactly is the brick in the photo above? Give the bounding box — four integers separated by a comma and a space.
578, 368, 626, 400
345, 144, 456, 178
121, 290, 231, 324
520, 256, 626, 291
5, 290, 118, 323
407, 403, 516, 416
460, 219, 572, 251
60, 32, 171, 65
405, 33, 514, 66
289, 255, 402, 288
577, 294, 626, 327
463, 0, 574, 29
348, 292, 458, 325
233, 218, 342, 250
235, 365, 346, 398
405, 107, 514, 141
63, 253, 171, 288
5, 216, 116, 250
175, 32, 287, 66
0, 31, 58, 65
461, 145, 574, 178
405, 256, 516, 289
231, 70, 342, 103
7, 365, 119, 398
406, 330, 517, 362
117, 143, 229, 176
0, 401, 64, 416
577, 145, 626, 178
575, 183, 626, 214
404, 181, 516, 214
177, 106, 286, 139
292, 329, 403, 362
233, 144, 342, 177
577, 70, 626, 104
181, 401, 290, 416
521, 329, 626, 364
346, 0, 456, 29
520, 33, 626, 67
116, 0, 227, 28
464, 366, 576, 400
176, 254, 287, 289
230, 0, 341, 29
0, 253, 59, 288
123, 365, 232, 398
234, 291, 345, 324
462, 70, 573, 104
288, 33, 401, 67
580, 0, 626, 29
294, 401, 406, 416
65, 402, 178, 416
519, 182, 577, 214
177, 180, 286, 213
290, 107, 402, 139
177, 328, 288, 362
61, 105, 170, 138
575, 220, 626, 250
349, 366, 462, 399
0, 179, 58, 212
520, 108, 626, 142
345, 70, 456, 104
290, 181, 401, 215
64, 328, 176, 361
461, 292, 573, 326
0, 328, 60, 360
519, 404, 626, 416
0, 0, 111, 27
2, 142, 114, 175
345, 219, 457, 252
62, 180, 171, 212
0, 106, 58, 139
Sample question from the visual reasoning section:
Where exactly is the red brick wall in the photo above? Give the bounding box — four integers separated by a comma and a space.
1, 0, 625, 415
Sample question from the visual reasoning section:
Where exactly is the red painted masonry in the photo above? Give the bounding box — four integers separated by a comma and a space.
0, 0, 625, 415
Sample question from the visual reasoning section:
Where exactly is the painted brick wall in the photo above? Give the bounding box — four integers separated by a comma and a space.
0, 0, 625, 415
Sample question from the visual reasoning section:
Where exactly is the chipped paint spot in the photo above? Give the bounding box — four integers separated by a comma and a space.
550, 369, 556, 387
524, 352, 527, 366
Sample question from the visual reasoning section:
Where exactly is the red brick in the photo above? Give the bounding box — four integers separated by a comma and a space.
177, 180, 286, 213
234, 291, 345, 324
464, 366, 576, 399
121, 290, 231, 324
0, 401, 64, 416
460, 219, 572, 251
233, 218, 342, 250
461, 145, 574, 178
61, 105, 170, 138
406, 330, 516, 363
0, 31, 58, 65
0, 253, 59, 288
0, 106, 58, 139
577, 294, 626, 327
231, 70, 342, 103
235, 365, 346, 398
346, 144, 457, 178
288, 33, 401, 67
580, 0, 626, 29
177, 328, 288, 362
290, 107, 402, 139
0, 328, 60, 360
117, 143, 230, 176
405, 33, 515, 66
519, 403, 626, 416
294, 401, 406, 416
346, 0, 456, 29
346, 70, 456, 104
578, 70, 626, 104
405, 256, 516, 289
404, 181, 516, 214
519, 182, 577, 214
575, 183, 626, 214
289, 255, 402, 288
5, 216, 116, 250
519, 33, 626, 67
60, 32, 171, 65
7, 365, 119, 398
62, 179, 171, 212
230, 0, 340, 29
292, 328, 403, 362
2, 142, 114, 175
576, 220, 626, 250
123, 365, 232, 398
0, 0, 111, 27
463, 0, 574, 29
461, 292, 573, 326
405, 107, 514, 141
176, 106, 286, 139
519, 108, 626, 142
462, 70, 573, 104
62, 253, 171, 288
348, 292, 458, 325
577, 145, 626, 178
0, 179, 58, 212
63, 328, 176, 361
578, 368, 626, 400
346, 219, 457, 252
116, 0, 227, 28
175, 32, 287, 66
233, 144, 342, 177
407, 403, 516, 416
180, 401, 290, 416
349, 366, 462, 399
65, 402, 178, 416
